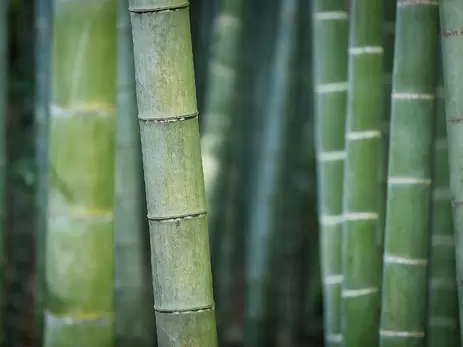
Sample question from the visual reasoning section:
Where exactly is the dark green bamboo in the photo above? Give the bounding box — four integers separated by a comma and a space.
342, 0, 383, 346
34, 0, 52, 344
44, 1, 117, 346
311, 1, 348, 346
0, 1, 6, 344
427, 63, 460, 347
244, 0, 298, 346
380, 2, 438, 346
439, 0, 463, 343
115, 0, 154, 346
128, 1, 218, 346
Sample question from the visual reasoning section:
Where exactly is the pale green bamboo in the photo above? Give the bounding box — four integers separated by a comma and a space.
44, 1, 117, 346
115, 0, 154, 346
0, 1, 6, 345
34, 0, 52, 344
312, 1, 348, 346
427, 61, 460, 347
439, 0, 463, 343
342, 0, 383, 346
380, 2, 438, 346
244, 0, 298, 346
128, 1, 218, 346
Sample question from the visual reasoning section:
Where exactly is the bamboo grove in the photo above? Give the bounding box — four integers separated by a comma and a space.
1, 0, 463, 346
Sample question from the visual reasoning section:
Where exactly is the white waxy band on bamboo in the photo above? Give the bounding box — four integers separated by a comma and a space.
317, 151, 346, 162
45, 311, 113, 326
434, 138, 448, 151
51, 104, 114, 118
429, 316, 458, 328
346, 130, 381, 140
321, 214, 344, 226
379, 330, 425, 338
324, 275, 343, 285
432, 187, 451, 201
342, 287, 379, 298
315, 82, 348, 94
313, 11, 348, 21
431, 277, 456, 290
392, 92, 435, 100
217, 14, 242, 29
384, 253, 428, 265
211, 61, 235, 79
387, 177, 432, 185
326, 334, 343, 343
397, 0, 439, 6
349, 46, 383, 55
344, 212, 378, 221
432, 234, 454, 247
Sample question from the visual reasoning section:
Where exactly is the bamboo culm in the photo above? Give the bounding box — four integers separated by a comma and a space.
439, 0, 463, 343
311, 0, 348, 346
128, 1, 218, 346
244, 0, 298, 346
342, 0, 383, 346
380, 2, 438, 346
427, 59, 460, 347
44, 1, 117, 346
115, 0, 155, 346
34, 0, 52, 344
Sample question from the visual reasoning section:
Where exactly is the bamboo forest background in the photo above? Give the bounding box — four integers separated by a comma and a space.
0, 0, 460, 347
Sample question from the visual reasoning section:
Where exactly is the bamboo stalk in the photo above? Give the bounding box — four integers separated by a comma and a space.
115, 0, 155, 346
244, 0, 298, 346
427, 59, 460, 347
34, 0, 52, 344
379, 2, 438, 346
311, 1, 348, 346
439, 0, 463, 343
44, 1, 117, 346
128, 1, 218, 346
342, 0, 383, 346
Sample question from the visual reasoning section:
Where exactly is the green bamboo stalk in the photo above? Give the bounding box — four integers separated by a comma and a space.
311, 1, 348, 346
244, 0, 298, 346
0, 1, 7, 344
427, 60, 460, 347
439, 0, 463, 343
378, 0, 396, 247
200, 0, 244, 280
115, 0, 154, 346
128, 1, 218, 347
44, 0, 117, 346
342, 0, 383, 346
34, 0, 52, 344
379, 2, 438, 346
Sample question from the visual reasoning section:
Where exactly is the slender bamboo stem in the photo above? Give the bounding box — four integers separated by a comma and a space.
244, 0, 298, 346
44, 1, 117, 346
311, 1, 348, 346
34, 0, 52, 344
128, 1, 218, 346
115, 0, 154, 346
427, 59, 460, 347
342, 0, 383, 346
439, 0, 463, 343
379, 2, 438, 346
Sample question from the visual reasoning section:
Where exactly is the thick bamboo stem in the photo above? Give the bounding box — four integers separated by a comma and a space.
44, 1, 117, 346
128, 1, 218, 346
380, 2, 438, 346
311, 1, 348, 346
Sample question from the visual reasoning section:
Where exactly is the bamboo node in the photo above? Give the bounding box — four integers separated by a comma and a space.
387, 177, 432, 185
312, 12, 348, 21
128, 2, 189, 14
148, 211, 207, 223
392, 92, 435, 100
315, 82, 348, 94
343, 212, 378, 221
323, 275, 343, 285
342, 287, 379, 298
384, 253, 428, 265
325, 334, 343, 343
379, 330, 425, 338
398, 0, 439, 6
346, 130, 381, 140
317, 151, 346, 162
348, 46, 383, 55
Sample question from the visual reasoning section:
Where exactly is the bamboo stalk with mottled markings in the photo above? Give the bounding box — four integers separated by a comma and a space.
44, 0, 117, 346
311, 0, 348, 346
427, 61, 460, 347
128, 1, 218, 346
379, 1, 438, 346
439, 0, 463, 343
342, 0, 383, 346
